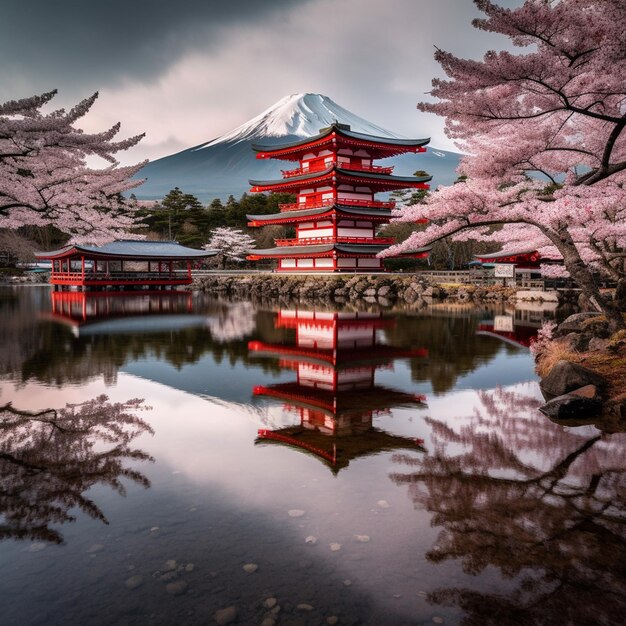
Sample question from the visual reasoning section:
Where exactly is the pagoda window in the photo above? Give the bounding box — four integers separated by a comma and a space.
338, 148, 353, 155
338, 258, 357, 267
354, 149, 370, 157
338, 219, 355, 227
280, 259, 296, 269
319, 149, 333, 157
356, 186, 371, 192
303, 152, 316, 160
357, 258, 382, 268
297, 259, 314, 268
337, 156, 350, 165
361, 158, 372, 167
314, 258, 334, 268
356, 221, 372, 227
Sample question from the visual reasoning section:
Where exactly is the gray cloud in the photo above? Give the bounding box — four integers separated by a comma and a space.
0, 0, 312, 98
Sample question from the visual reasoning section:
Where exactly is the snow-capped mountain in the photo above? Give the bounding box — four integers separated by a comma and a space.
135, 93, 461, 201
195, 93, 404, 147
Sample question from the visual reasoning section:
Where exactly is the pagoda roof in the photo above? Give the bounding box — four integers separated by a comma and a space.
35, 239, 217, 261
247, 242, 432, 259
252, 124, 430, 161
247, 242, 386, 258
255, 426, 426, 474
247, 203, 393, 224
249, 166, 432, 192
254, 382, 426, 415
249, 340, 428, 368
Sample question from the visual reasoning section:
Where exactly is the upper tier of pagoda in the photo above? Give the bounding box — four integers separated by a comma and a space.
252, 123, 430, 161
250, 166, 432, 194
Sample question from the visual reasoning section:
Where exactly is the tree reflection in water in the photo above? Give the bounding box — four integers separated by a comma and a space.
390, 387, 626, 625
0, 395, 153, 544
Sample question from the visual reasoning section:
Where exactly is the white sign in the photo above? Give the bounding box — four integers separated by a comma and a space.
494, 315, 514, 333
494, 263, 515, 278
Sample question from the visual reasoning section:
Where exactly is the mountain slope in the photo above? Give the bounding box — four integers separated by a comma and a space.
135, 93, 462, 201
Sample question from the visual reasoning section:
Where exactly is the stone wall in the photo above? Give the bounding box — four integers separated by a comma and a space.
193, 273, 561, 308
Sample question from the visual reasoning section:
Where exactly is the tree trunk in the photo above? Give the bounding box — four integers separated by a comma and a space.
555, 233, 624, 332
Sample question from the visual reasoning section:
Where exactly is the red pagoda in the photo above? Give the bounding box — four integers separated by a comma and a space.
250, 308, 427, 472
246, 123, 432, 272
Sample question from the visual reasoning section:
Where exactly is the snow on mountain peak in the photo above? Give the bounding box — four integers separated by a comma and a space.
195, 93, 404, 150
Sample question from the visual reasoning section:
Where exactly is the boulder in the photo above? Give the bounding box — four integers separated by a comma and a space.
588, 337, 611, 352
558, 312, 602, 333
540, 360, 607, 398
539, 390, 602, 421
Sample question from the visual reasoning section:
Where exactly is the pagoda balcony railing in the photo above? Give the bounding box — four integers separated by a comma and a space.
279, 198, 396, 212
281, 161, 394, 178
274, 236, 396, 247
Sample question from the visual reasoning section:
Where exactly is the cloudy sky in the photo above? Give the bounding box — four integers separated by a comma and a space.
1, 0, 522, 163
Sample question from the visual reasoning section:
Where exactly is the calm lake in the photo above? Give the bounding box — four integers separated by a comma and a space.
1, 286, 624, 626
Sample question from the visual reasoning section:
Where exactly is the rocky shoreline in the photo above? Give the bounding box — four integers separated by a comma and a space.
534, 312, 626, 429
193, 273, 566, 308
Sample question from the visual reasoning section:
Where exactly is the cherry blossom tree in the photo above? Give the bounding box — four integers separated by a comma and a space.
205, 226, 256, 269
0, 90, 146, 245
384, 0, 626, 330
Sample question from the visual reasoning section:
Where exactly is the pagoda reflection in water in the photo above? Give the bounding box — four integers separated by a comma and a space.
250, 309, 428, 473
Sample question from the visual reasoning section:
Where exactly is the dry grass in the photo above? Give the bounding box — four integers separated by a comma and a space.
537, 331, 626, 396
535, 341, 581, 378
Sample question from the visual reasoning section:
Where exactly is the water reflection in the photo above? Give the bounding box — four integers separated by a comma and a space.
0, 395, 152, 544
250, 309, 428, 473
3, 287, 603, 625
390, 386, 626, 624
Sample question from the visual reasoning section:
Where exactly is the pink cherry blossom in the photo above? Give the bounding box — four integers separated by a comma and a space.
1, 90, 146, 245
384, 0, 626, 329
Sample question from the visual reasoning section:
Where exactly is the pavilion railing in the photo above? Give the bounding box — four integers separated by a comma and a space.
51, 271, 191, 282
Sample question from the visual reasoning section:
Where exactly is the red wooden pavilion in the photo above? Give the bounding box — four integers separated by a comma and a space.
35, 240, 217, 291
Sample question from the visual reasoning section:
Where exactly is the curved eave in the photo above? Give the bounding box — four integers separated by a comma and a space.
253, 382, 427, 412
247, 204, 394, 225
248, 341, 428, 366
474, 249, 538, 262
252, 126, 430, 161
249, 167, 432, 192
35, 244, 218, 261
247, 243, 389, 259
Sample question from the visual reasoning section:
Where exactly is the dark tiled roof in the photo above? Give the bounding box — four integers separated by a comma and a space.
249, 166, 432, 188
246, 204, 394, 221
36, 240, 218, 260
252, 124, 430, 154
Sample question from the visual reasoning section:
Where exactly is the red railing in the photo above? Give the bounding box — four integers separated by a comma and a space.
274, 236, 395, 247
50, 271, 191, 285
281, 161, 394, 178
279, 198, 396, 212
